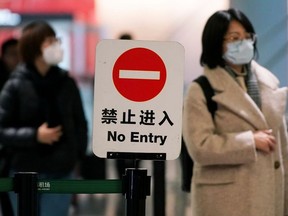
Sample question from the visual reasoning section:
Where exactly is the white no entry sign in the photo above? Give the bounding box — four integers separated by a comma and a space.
93, 39, 184, 160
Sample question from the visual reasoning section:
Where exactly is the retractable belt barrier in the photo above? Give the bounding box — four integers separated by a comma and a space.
0, 170, 150, 216
0, 177, 122, 193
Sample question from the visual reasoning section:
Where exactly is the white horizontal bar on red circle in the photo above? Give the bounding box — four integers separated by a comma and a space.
119, 70, 160, 80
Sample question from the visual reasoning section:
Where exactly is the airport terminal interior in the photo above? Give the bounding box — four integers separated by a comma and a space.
0, 0, 288, 215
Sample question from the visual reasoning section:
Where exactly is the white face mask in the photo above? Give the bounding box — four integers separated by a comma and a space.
42, 42, 63, 65
223, 39, 254, 65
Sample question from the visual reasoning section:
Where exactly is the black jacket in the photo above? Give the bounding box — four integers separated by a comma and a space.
0, 59, 11, 91
0, 64, 88, 174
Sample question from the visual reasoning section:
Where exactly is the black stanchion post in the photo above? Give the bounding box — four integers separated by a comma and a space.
123, 168, 151, 216
14, 172, 38, 216
153, 161, 166, 216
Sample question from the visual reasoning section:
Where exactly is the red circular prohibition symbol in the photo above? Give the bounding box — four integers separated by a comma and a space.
113, 47, 166, 102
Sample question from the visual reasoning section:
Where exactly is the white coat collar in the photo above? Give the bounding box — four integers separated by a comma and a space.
203, 61, 287, 130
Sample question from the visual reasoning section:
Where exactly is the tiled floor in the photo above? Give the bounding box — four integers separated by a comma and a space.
69, 159, 192, 216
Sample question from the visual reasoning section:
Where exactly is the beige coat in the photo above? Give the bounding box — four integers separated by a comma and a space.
182, 61, 288, 216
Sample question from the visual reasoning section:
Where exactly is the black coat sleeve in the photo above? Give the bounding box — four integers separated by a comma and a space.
0, 79, 37, 148
69, 78, 88, 160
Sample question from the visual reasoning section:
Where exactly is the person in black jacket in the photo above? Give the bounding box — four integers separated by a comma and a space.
0, 37, 19, 216
0, 38, 19, 90
0, 21, 88, 216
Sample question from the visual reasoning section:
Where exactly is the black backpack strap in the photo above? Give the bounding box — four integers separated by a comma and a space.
180, 75, 217, 193
180, 136, 193, 192
193, 75, 217, 118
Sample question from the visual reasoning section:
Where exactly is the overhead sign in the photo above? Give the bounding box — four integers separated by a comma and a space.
93, 39, 184, 160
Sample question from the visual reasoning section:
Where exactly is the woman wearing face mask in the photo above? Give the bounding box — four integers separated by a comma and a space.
0, 21, 88, 215
182, 8, 288, 216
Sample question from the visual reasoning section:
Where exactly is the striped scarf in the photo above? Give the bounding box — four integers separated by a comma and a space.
225, 65, 262, 109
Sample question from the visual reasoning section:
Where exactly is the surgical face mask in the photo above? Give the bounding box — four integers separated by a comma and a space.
223, 39, 254, 65
42, 42, 63, 65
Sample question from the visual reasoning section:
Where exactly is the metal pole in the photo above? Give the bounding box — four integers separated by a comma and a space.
123, 168, 151, 216
153, 161, 166, 216
14, 172, 38, 216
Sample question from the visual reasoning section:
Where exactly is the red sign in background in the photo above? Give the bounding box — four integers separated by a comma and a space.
113, 47, 166, 102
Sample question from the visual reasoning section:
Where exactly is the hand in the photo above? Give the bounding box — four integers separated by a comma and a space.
253, 129, 276, 154
37, 122, 62, 145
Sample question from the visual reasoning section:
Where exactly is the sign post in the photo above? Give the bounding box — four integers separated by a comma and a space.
123, 168, 151, 216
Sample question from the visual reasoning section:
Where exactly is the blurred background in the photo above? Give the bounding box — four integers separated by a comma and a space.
0, 0, 287, 215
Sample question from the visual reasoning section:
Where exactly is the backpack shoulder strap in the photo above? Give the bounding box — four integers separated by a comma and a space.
193, 75, 217, 118
180, 75, 217, 193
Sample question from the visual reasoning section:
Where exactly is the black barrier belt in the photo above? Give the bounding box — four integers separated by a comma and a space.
0, 178, 122, 194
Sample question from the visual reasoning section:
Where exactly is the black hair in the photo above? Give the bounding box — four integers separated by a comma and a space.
19, 20, 55, 64
119, 33, 133, 40
200, 8, 258, 69
1, 38, 18, 56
